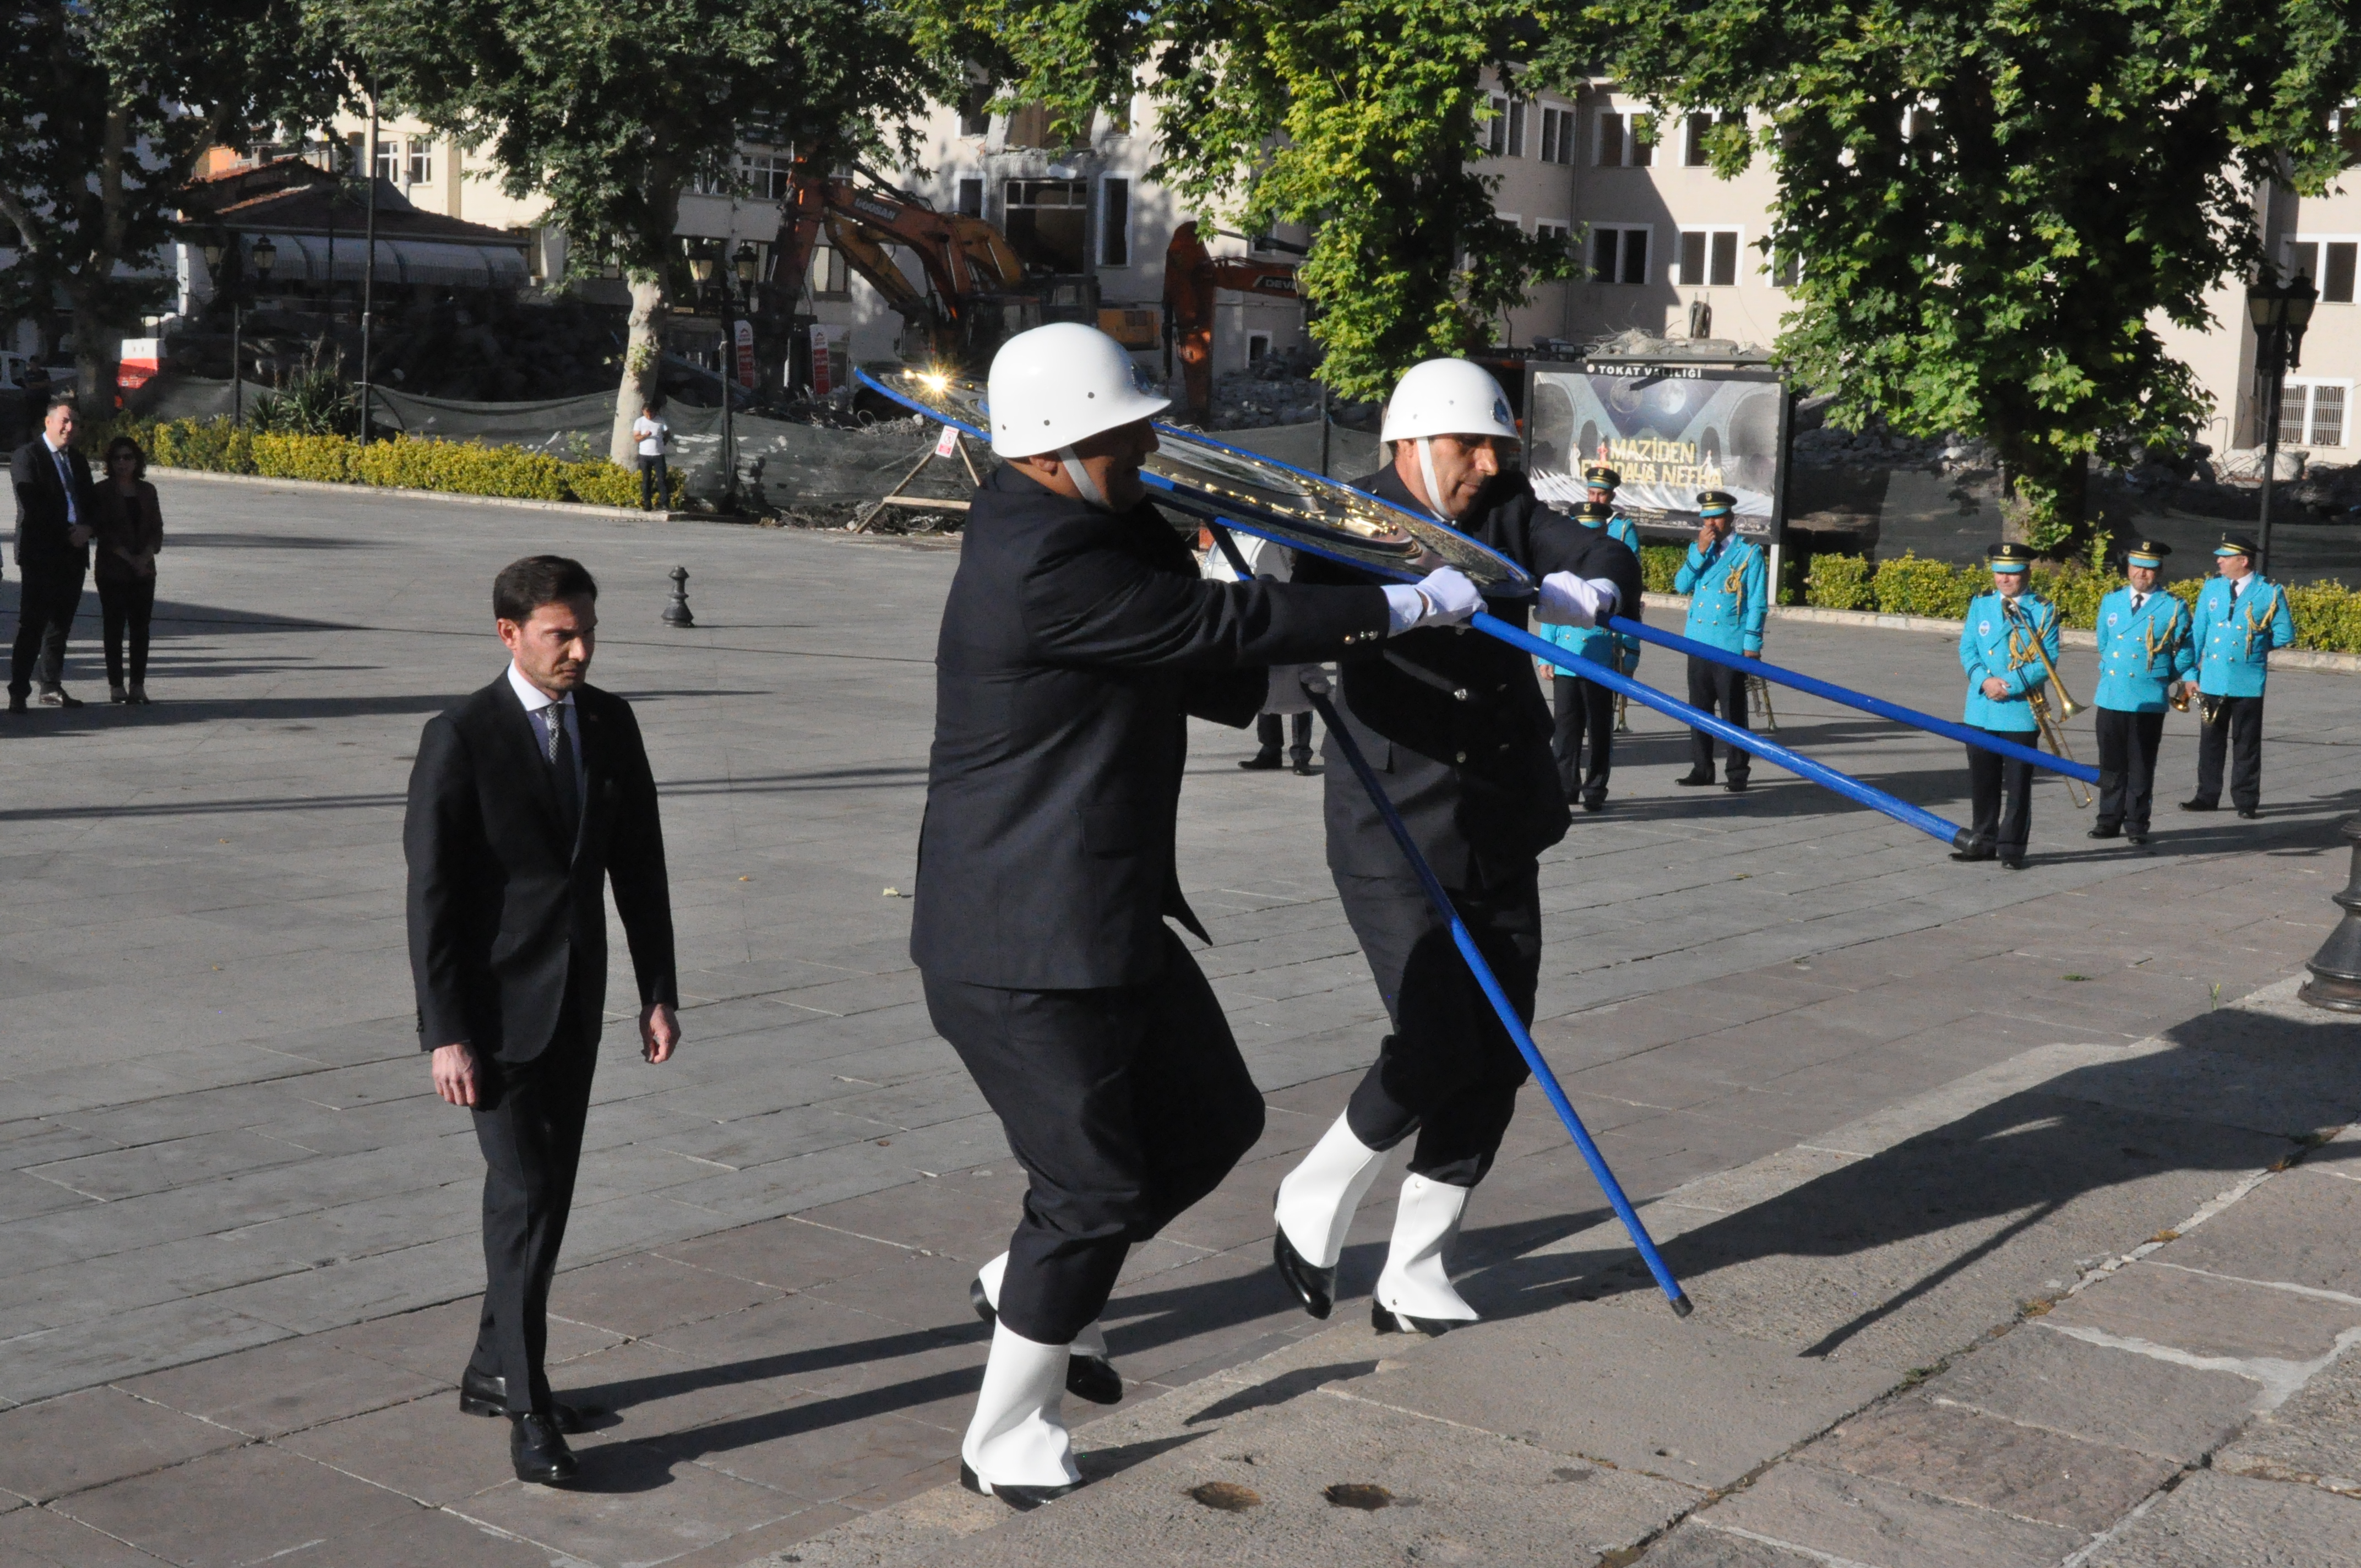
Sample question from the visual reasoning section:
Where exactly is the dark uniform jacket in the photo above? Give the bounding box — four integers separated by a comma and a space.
910, 466, 1394, 991
11, 438, 94, 576
1298, 464, 1644, 890
404, 676, 678, 1063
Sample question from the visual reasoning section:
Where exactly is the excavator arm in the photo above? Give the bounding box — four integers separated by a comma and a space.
1163, 220, 1301, 422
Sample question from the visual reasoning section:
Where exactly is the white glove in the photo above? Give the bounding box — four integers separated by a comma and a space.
1537, 572, 1621, 628
1380, 565, 1482, 633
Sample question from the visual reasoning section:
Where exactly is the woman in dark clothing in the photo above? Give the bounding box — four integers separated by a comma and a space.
91, 435, 163, 703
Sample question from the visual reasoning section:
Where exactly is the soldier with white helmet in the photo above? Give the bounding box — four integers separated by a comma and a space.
909, 324, 1483, 1509
1272, 358, 1643, 1338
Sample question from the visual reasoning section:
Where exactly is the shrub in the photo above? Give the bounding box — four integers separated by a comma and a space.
2288, 582, 2361, 653
1639, 543, 1684, 595
565, 457, 684, 509
1873, 552, 1978, 619
1804, 553, 1873, 611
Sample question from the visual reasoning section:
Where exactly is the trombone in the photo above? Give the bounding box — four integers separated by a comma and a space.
2003, 600, 2093, 809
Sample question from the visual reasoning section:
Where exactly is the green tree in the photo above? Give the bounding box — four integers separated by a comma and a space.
351, 0, 947, 463
921, 0, 1574, 400
0, 1, 339, 407
1545, 0, 2361, 547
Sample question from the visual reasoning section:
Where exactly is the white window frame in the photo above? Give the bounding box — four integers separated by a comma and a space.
1099, 176, 1131, 268
1487, 95, 1509, 157
372, 136, 397, 184
1589, 224, 1653, 285
1674, 226, 1745, 288
1682, 109, 1740, 167
1594, 106, 1656, 167
2286, 233, 2361, 304
1507, 98, 1527, 158
2282, 378, 2351, 448
405, 138, 434, 186
1537, 104, 1577, 166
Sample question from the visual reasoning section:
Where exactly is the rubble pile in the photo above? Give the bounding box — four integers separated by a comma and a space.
1205, 349, 1380, 432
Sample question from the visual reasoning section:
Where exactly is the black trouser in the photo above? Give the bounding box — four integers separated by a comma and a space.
1255, 711, 1313, 763
1552, 673, 1614, 799
1685, 656, 1750, 781
2094, 707, 2166, 832
638, 454, 668, 510
2194, 695, 2265, 812
9, 568, 83, 698
467, 993, 596, 1417
924, 929, 1265, 1346
1965, 727, 2038, 856
1336, 866, 1542, 1190
97, 574, 155, 688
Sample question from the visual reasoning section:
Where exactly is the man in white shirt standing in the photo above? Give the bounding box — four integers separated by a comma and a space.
631, 403, 670, 512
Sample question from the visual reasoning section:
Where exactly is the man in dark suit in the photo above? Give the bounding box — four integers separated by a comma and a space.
916, 323, 1479, 1508
9, 395, 95, 710
1275, 357, 1643, 1338
404, 554, 679, 1486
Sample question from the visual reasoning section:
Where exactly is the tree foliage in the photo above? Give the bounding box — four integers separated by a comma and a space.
1542, 0, 2361, 544
0, 1, 340, 404
921, 0, 1574, 400
349, 0, 950, 460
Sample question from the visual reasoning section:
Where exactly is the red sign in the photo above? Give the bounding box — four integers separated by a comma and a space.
733, 319, 755, 389
809, 324, 833, 396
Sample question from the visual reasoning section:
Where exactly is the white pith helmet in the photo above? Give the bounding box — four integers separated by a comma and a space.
1379, 358, 1520, 445
986, 323, 1171, 458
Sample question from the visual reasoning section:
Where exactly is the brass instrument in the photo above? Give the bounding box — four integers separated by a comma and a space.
1747, 673, 1778, 732
2003, 598, 2093, 809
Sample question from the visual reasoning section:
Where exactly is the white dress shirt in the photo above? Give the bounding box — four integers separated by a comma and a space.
507, 662, 586, 805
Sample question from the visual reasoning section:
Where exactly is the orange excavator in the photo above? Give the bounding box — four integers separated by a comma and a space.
1163, 220, 1302, 422
772, 165, 1038, 364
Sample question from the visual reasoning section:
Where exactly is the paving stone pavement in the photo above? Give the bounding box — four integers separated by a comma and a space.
0, 476, 2356, 1566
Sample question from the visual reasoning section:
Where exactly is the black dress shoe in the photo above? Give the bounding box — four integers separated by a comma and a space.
36, 688, 81, 708
1271, 1226, 1335, 1320
1949, 845, 1995, 863
2179, 798, 2217, 812
1674, 771, 1716, 787
967, 1277, 1123, 1404
960, 1459, 1079, 1511
460, 1369, 599, 1433
1724, 777, 1749, 793
2126, 831, 2151, 846
4, 694, 23, 713
510, 1412, 579, 1485
2087, 824, 2120, 840
1290, 758, 1320, 777
2000, 855, 2027, 870
1371, 1299, 1459, 1338
1580, 792, 1606, 813
2237, 807, 2261, 820
1238, 752, 1282, 771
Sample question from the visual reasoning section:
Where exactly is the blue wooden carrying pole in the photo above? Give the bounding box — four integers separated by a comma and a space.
1606, 616, 2099, 785
1209, 525, 1694, 1317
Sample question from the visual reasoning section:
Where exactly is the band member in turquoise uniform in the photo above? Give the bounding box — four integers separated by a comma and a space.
1956, 542, 2057, 869
1671, 490, 1765, 791
2181, 532, 2294, 820
1539, 477, 1641, 809
2088, 538, 2194, 847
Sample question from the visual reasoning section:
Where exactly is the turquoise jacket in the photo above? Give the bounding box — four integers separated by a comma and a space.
2092, 586, 2194, 714
2191, 575, 2295, 698
1538, 511, 1641, 669
1959, 591, 2057, 732
1673, 535, 1766, 655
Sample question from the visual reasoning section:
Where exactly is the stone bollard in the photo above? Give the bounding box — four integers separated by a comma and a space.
2299, 814, 2361, 1012
662, 565, 695, 628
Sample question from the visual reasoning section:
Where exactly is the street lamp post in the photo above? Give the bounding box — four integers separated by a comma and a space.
206, 236, 275, 426
686, 245, 733, 511
2246, 272, 2319, 579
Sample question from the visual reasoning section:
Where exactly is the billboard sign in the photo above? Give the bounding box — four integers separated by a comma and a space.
1525, 361, 1788, 540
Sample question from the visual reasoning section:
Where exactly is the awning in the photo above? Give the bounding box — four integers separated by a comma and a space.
243, 233, 529, 288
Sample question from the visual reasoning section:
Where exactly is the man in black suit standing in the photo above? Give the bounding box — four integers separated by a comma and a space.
404, 555, 680, 1486
913, 323, 1482, 1509
9, 395, 95, 710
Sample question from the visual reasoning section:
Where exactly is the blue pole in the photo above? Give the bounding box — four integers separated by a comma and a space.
1208, 525, 1693, 1317
1606, 615, 2098, 785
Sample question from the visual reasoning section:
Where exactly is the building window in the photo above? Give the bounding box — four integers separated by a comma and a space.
2287, 237, 2359, 304
736, 151, 793, 201
956, 177, 984, 218
1535, 221, 1572, 255
1771, 247, 1801, 290
1247, 332, 1271, 364
809, 243, 849, 299
1100, 178, 1130, 267
1596, 110, 1654, 166
1676, 227, 1742, 287
1539, 106, 1576, 165
1591, 226, 1651, 285
1004, 178, 1089, 273
373, 137, 396, 183
958, 81, 993, 138
1508, 99, 1527, 158
407, 140, 433, 186
1683, 110, 1739, 167
1005, 102, 1056, 150
2282, 381, 2348, 447
1488, 96, 1509, 156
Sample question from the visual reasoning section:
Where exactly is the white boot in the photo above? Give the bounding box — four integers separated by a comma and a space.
960, 1320, 1081, 1507
1272, 1112, 1388, 1318
970, 1252, 1118, 1401
1372, 1174, 1479, 1335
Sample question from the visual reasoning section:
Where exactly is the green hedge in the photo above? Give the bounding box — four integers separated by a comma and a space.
99, 416, 682, 510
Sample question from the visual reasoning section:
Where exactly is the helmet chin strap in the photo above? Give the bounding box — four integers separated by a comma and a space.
1057, 446, 1110, 510
1415, 438, 1454, 524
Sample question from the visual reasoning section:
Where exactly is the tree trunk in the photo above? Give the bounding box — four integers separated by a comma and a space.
71, 103, 134, 418
609, 272, 668, 466
71, 305, 120, 421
